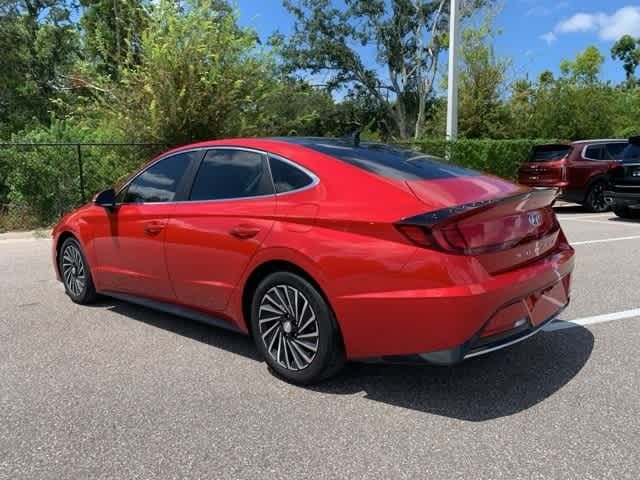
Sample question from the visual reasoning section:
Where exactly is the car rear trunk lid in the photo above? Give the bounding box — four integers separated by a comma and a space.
396, 188, 563, 274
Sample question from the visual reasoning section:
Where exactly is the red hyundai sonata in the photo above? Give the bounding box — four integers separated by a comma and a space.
52, 137, 574, 384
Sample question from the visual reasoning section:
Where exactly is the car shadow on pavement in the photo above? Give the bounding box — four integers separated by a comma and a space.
93, 298, 262, 361
93, 298, 593, 422
314, 327, 594, 422
608, 216, 640, 224
553, 204, 587, 215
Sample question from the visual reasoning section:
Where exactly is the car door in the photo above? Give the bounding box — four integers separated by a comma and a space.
567, 144, 611, 193
164, 148, 276, 313
92, 150, 202, 301
568, 143, 627, 188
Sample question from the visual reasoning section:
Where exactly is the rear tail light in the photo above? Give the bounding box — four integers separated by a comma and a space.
395, 190, 560, 255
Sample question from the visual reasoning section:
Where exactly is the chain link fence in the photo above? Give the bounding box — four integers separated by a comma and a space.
0, 142, 170, 231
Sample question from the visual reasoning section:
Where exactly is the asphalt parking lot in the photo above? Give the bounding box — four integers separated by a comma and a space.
1, 205, 639, 479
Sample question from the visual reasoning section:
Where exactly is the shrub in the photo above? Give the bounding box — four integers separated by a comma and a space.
1, 120, 164, 225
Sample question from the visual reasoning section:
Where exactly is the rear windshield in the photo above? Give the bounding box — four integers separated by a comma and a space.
530, 145, 572, 162
303, 142, 480, 180
620, 143, 640, 163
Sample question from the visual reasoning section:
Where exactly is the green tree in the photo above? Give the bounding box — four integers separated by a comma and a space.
559, 45, 605, 84
276, 0, 492, 139
92, 0, 278, 144
457, 21, 510, 138
0, 0, 79, 134
611, 35, 640, 84
248, 79, 340, 136
78, 0, 150, 80
506, 77, 535, 138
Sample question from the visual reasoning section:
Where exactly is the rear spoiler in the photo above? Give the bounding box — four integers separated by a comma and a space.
398, 188, 560, 228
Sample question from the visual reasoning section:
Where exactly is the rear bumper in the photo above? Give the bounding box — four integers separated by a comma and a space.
372, 279, 569, 366
338, 246, 574, 360
416, 294, 566, 365
518, 179, 568, 189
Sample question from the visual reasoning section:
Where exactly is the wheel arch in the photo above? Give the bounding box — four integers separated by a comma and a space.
54, 231, 78, 275
240, 259, 344, 350
582, 174, 610, 202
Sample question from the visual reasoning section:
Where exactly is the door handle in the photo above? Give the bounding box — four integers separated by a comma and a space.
143, 221, 165, 235
230, 224, 261, 239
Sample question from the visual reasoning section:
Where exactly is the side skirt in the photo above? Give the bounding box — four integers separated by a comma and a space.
99, 291, 243, 334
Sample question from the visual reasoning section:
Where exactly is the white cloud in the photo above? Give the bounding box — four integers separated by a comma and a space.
553, 6, 640, 41
599, 6, 640, 40
556, 13, 599, 34
540, 32, 557, 45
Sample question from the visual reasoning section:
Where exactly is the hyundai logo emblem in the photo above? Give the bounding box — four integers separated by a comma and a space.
528, 212, 542, 226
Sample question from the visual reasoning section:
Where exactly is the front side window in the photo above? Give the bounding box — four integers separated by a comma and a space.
606, 142, 628, 159
189, 149, 273, 201
123, 152, 195, 203
621, 144, 640, 163
269, 157, 314, 193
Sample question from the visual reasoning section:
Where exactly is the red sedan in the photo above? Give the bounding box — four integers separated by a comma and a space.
52, 137, 574, 384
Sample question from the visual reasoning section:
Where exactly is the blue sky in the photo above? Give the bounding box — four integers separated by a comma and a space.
236, 0, 640, 87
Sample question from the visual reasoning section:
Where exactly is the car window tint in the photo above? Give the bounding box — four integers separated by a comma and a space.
621, 144, 640, 163
585, 145, 604, 160
115, 185, 128, 203
190, 149, 274, 201
269, 157, 314, 193
123, 152, 193, 203
530, 145, 572, 162
303, 142, 478, 180
606, 143, 628, 159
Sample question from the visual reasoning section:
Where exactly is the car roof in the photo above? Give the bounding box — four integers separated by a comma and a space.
570, 139, 628, 145
168, 136, 409, 153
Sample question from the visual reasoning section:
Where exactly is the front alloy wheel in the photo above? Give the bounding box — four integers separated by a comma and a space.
251, 272, 344, 384
59, 238, 97, 304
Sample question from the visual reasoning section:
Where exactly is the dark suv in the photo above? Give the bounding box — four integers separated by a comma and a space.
605, 137, 640, 219
518, 139, 628, 212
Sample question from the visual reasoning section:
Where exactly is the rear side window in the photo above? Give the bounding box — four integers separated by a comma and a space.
189, 149, 273, 201
304, 142, 479, 180
269, 157, 314, 193
530, 145, 572, 162
122, 152, 194, 203
584, 145, 605, 160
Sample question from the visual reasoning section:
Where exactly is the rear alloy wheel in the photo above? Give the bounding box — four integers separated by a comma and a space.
250, 272, 344, 384
584, 181, 609, 213
59, 238, 97, 304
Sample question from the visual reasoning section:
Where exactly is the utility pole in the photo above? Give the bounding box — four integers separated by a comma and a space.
446, 0, 460, 140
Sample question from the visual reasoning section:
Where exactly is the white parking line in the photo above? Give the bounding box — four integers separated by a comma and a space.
561, 218, 640, 226
557, 213, 612, 220
571, 235, 640, 246
545, 308, 640, 332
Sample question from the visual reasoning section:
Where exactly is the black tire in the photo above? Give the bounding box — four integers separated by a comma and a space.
58, 237, 97, 304
250, 271, 345, 385
584, 181, 609, 213
613, 206, 636, 219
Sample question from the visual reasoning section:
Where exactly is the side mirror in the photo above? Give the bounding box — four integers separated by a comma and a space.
94, 189, 116, 210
